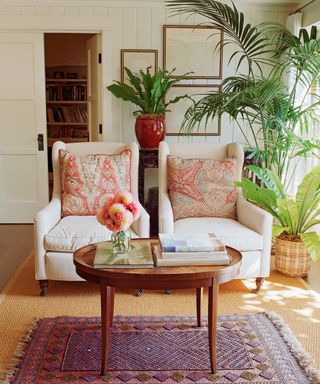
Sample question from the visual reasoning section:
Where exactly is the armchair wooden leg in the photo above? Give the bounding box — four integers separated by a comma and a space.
252, 278, 264, 294
39, 280, 49, 296
136, 289, 144, 297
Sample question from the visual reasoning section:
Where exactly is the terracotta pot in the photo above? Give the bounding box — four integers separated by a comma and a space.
135, 114, 166, 149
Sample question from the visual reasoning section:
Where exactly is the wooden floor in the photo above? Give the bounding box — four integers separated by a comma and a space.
0, 224, 34, 292
0, 224, 319, 293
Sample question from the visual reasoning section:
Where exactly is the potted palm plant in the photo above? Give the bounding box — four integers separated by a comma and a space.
107, 67, 190, 149
166, 0, 320, 189
236, 165, 320, 276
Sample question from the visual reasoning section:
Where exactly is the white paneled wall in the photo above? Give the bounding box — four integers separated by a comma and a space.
0, 0, 291, 145
107, 2, 290, 146
0, 0, 292, 200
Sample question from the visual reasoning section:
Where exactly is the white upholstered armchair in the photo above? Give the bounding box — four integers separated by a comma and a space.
158, 141, 272, 292
34, 141, 149, 295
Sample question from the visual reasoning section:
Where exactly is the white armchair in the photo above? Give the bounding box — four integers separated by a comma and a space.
34, 141, 149, 295
158, 141, 272, 292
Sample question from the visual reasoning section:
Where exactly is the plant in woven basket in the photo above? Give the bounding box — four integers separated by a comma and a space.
236, 165, 320, 276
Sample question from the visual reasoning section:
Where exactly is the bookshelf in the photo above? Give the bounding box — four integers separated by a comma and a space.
46, 76, 89, 146
46, 65, 89, 197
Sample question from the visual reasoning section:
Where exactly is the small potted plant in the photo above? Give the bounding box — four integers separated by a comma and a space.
107, 67, 190, 148
236, 166, 320, 276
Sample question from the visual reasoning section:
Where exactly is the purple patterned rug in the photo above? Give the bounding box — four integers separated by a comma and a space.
4, 313, 320, 383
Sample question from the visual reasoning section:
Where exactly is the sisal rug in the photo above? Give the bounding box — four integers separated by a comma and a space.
4, 313, 320, 384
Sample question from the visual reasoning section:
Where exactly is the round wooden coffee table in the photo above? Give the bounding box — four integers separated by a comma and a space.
74, 239, 242, 376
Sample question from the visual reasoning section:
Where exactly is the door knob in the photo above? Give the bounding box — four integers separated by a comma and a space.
37, 134, 44, 151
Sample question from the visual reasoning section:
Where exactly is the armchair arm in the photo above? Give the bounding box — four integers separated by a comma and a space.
237, 195, 273, 235
34, 198, 61, 280
159, 191, 174, 234
131, 204, 150, 238
237, 195, 273, 276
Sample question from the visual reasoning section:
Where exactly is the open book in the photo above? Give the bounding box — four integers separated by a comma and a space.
94, 241, 154, 269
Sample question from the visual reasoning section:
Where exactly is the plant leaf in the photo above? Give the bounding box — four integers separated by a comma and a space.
277, 199, 299, 234
245, 165, 286, 198
295, 166, 320, 232
272, 224, 286, 238
235, 179, 280, 218
300, 232, 320, 262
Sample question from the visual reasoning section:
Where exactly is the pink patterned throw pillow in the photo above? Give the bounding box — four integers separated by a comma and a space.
167, 156, 238, 220
60, 149, 131, 217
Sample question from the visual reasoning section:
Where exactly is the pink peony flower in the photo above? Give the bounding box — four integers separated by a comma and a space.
126, 201, 141, 220
101, 194, 116, 210
108, 203, 127, 220
96, 205, 110, 225
114, 190, 133, 206
96, 189, 140, 233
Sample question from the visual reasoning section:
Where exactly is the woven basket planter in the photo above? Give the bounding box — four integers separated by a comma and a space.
275, 236, 311, 277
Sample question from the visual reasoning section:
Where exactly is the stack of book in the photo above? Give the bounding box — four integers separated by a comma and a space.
94, 240, 154, 269
154, 233, 230, 266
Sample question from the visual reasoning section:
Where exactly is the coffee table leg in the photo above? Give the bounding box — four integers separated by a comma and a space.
196, 287, 203, 327
208, 278, 219, 374
100, 282, 113, 376
110, 287, 115, 326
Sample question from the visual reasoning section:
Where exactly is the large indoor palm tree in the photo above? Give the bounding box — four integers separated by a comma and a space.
166, 0, 320, 190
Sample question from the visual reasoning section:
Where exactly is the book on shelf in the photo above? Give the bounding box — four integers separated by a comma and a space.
153, 244, 230, 267
46, 83, 87, 101
94, 240, 154, 269
159, 233, 226, 253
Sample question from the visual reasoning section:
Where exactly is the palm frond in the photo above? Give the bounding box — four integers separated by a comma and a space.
166, 0, 276, 73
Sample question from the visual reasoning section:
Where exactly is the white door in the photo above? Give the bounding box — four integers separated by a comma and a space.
0, 32, 48, 223
87, 34, 101, 142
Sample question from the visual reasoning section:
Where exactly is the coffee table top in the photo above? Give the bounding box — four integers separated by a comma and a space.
74, 239, 242, 289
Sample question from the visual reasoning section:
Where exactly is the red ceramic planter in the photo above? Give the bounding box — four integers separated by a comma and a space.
135, 114, 166, 149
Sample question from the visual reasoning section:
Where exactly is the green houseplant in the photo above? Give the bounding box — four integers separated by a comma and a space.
166, 0, 320, 189
236, 165, 320, 276
107, 67, 190, 148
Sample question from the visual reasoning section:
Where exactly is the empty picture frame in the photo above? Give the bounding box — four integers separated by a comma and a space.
121, 49, 158, 84
163, 25, 223, 79
165, 85, 221, 136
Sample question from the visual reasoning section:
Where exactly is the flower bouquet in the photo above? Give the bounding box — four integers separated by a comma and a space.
96, 190, 141, 253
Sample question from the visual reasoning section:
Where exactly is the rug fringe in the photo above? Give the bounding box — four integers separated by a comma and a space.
0, 318, 40, 384
266, 311, 320, 383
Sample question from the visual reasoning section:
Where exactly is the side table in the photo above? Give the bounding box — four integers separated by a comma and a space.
138, 148, 158, 206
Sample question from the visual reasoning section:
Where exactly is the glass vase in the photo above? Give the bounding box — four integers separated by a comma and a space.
111, 230, 131, 253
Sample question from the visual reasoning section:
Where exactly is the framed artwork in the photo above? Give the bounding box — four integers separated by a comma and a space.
121, 49, 158, 84
165, 85, 221, 136
163, 25, 223, 79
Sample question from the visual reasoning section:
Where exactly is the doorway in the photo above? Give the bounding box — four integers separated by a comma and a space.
44, 33, 101, 197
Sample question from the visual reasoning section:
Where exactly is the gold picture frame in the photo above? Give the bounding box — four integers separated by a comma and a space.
163, 25, 223, 79
121, 49, 158, 84
165, 84, 221, 136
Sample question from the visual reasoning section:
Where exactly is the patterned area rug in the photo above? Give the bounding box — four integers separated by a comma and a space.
3, 312, 320, 384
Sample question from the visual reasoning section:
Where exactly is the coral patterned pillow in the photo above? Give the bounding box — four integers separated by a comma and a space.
167, 155, 238, 220
60, 149, 131, 217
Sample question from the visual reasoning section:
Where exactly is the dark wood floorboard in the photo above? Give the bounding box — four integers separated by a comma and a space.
0, 224, 34, 292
